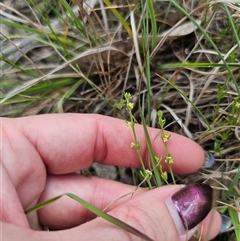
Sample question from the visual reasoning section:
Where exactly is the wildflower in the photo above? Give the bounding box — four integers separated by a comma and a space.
165, 154, 174, 164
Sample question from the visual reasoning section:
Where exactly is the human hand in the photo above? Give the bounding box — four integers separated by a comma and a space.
1, 114, 221, 240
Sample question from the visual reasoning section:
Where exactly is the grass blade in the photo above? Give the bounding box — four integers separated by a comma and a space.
66, 193, 154, 241
141, 113, 162, 187
228, 207, 240, 241
25, 193, 154, 241
25, 195, 63, 214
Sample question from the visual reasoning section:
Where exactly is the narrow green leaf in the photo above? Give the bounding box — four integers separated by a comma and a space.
141, 113, 162, 187
25, 193, 154, 241
59, 0, 84, 32
228, 208, 240, 241
1, 19, 44, 35
103, 0, 132, 38
147, 0, 157, 48
57, 79, 84, 112
25, 195, 63, 214
225, 167, 240, 198
158, 62, 240, 69
66, 193, 154, 241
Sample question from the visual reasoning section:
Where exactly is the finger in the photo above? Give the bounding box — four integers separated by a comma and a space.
0, 165, 29, 228
38, 179, 222, 239
37, 174, 145, 229
3, 186, 221, 241
39, 185, 221, 241
1, 164, 41, 229
1, 113, 205, 229
1, 221, 41, 241
13, 113, 205, 174
1, 123, 46, 227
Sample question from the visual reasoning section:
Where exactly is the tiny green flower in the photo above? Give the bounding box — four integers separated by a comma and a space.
235, 101, 240, 108
161, 171, 168, 181
140, 169, 152, 182
165, 154, 174, 164
154, 155, 160, 163
157, 110, 163, 118
117, 99, 126, 109
131, 141, 141, 150
157, 110, 166, 127
158, 119, 166, 127
130, 142, 135, 148
124, 92, 131, 100
126, 121, 133, 128
162, 133, 171, 142
144, 169, 152, 178
127, 102, 134, 110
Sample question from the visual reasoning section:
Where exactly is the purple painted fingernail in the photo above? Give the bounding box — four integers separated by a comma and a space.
165, 183, 213, 236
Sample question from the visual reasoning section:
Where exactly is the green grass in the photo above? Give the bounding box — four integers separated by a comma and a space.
25, 192, 154, 241
1, 0, 240, 240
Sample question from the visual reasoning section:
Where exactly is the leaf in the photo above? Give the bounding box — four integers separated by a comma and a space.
25, 193, 154, 241
228, 207, 240, 241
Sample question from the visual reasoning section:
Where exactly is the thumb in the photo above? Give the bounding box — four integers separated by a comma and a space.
40, 184, 221, 241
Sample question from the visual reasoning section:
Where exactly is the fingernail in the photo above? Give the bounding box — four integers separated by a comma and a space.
219, 214, 232, 233
202, 151, 215, 168
165, 183, 213, 236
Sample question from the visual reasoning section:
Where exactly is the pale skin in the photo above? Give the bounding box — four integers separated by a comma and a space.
1, 114, 221, 241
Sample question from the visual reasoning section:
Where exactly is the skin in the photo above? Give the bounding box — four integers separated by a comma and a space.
1, 113, 221, 241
